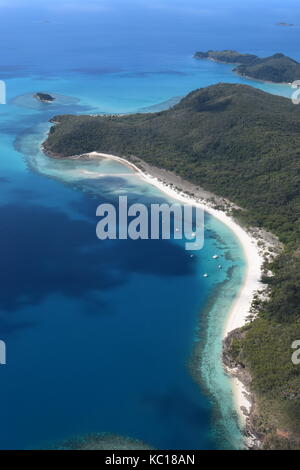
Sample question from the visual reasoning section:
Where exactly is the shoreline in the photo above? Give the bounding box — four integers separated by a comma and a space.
53, 149, 274, 444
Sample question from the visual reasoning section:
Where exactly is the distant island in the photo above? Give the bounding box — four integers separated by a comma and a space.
34, 92, 55, 103
194, 50, 300, 83
275, 22, 294, 27
43, 83, 300, 449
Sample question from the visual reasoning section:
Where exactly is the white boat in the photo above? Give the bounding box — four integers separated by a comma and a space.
203, 273, 208, 278
212, 255, 219, 259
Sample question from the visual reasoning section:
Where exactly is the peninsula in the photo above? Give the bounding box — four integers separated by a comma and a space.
44, 83, 300, 449
194, 50, 300, 83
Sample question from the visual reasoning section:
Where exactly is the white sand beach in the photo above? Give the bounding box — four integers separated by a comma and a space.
81, 151, 268, 440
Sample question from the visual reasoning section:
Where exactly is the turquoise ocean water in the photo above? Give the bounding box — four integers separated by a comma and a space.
0, 0, 298, 450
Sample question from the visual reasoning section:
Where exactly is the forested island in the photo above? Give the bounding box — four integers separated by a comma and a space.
34, 92, 55, 103
194, 50, 300, 83
44, 83, 300, 449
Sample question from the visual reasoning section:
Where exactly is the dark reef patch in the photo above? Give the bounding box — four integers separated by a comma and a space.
0, 202, 194, 315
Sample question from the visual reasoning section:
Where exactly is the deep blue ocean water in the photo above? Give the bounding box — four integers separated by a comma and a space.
0, 0, 299, 450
